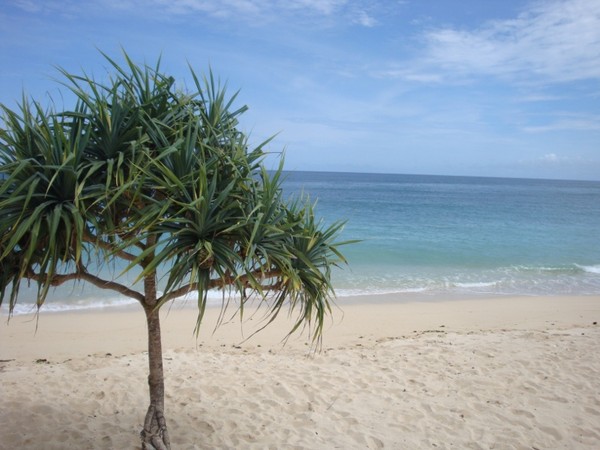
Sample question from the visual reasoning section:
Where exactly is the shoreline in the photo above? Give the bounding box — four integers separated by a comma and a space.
2, 294, 599, 359
2, 294, 600, 449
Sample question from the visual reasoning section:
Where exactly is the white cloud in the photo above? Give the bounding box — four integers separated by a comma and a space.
373, 69, 443, 83
353, 10, 377, 27
504, 152, 600, 180
515, 94, 565, 102
285, 0, 348, 15
542, 153, 560, 163
519, 152, 585, 167
421, 0, 600, 83
13, 0, 43, 13
11, 0, 383, 29
523, 115, 600, 132
103, 0, 262, 18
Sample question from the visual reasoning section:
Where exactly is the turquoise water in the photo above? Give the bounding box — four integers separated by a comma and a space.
4, 171, 600, 314
282, 172, 600, 297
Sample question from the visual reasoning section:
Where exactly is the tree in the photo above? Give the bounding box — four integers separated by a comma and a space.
0, 52, 349, 449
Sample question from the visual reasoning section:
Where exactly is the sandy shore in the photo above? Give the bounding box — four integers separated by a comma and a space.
1, 295, 600, 449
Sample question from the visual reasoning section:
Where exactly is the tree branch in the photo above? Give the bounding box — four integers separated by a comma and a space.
83, 229, 138, 262
26, 269, 145, 303
157, 269, 283, 304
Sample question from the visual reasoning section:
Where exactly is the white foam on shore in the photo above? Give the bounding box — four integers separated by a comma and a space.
2, 297, 140, 316
453, 281, 499, 289
3, 261, 600, 316
1, 289, 262, 316
577, 264, 600, 274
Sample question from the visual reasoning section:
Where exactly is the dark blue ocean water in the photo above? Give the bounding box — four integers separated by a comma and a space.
4, 171, 600, 315
282, 171, 600, 298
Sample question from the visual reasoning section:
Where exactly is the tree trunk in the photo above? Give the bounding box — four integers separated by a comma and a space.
140, 271, 171, 450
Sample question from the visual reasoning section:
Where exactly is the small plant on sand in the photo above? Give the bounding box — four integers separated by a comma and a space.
0, 51, 349, 449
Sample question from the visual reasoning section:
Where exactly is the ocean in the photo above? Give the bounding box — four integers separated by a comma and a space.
285, 172, 600, 298
3, 172, 600, 315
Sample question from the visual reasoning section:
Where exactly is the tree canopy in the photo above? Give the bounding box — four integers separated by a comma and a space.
0, 52, 350, 449
0, 53, 347, 336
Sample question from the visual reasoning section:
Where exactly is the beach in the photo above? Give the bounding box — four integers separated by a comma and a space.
1, 295, 600, 449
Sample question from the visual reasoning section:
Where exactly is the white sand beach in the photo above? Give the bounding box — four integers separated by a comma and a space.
1, 295, 600, 449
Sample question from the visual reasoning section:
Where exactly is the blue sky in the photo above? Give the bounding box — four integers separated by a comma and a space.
1, 0, 599, 180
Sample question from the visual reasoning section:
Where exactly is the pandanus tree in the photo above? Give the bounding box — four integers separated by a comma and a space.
0, 52, 348, 449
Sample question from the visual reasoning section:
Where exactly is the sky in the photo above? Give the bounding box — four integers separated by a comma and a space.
1, 0, 599, 180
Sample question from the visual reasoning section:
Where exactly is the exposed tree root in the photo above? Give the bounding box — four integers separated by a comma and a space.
141, 404, 171, 450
